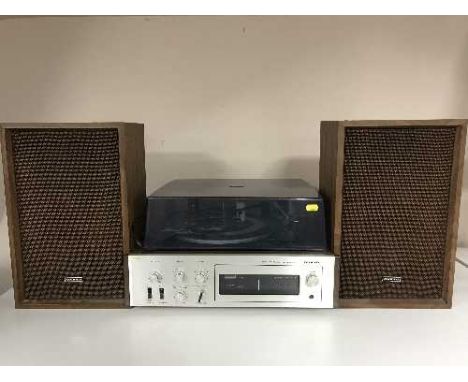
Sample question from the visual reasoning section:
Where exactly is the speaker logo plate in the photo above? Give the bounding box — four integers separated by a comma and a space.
63, 276, 84, 283
382, 276, 402, 283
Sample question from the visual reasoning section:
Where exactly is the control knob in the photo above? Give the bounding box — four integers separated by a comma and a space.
195, 271, 208, 284
174, 269, 186, 283
174, 290, 187, 303
148, 271, 163, 283
305, 272, 320, 288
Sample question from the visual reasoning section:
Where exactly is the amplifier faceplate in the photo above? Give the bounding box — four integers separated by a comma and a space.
128, 253, 335, 308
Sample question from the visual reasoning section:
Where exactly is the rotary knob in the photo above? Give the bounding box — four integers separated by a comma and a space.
305, 272, 320, 288
148, 271, 163, 283
174, 269, 186, 283
174, 290, 187, 303
195, 271, 208, 284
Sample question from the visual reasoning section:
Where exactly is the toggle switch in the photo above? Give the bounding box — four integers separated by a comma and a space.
198, 290, 205, 304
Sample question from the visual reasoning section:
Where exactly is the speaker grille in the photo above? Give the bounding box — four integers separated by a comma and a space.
340, 127, 456, 299
11, 129, 125, 300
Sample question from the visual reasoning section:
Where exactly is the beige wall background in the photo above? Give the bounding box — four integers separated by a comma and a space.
0, 16, 467, 291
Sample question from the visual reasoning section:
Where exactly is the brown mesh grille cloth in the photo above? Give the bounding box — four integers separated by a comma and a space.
11, 129, 125, 300
340, 127, 455, 299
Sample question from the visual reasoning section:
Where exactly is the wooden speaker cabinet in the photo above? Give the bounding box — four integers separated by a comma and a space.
0, 123, 146, 308
319, 120, 467, 308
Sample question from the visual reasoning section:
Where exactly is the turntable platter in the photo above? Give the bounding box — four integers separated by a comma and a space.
177, 216, 271, 245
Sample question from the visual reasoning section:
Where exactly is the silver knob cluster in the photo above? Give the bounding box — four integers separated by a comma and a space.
173, 269, 208, 284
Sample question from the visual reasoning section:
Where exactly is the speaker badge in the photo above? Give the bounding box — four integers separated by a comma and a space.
382, 276, 402, 283
63, 276, 84, 283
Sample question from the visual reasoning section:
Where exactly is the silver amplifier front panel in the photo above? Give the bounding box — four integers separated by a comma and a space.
128, 253, 335, 308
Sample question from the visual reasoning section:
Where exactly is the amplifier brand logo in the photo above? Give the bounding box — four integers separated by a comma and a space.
382, 276, 402, 283
63, 276, 83, 283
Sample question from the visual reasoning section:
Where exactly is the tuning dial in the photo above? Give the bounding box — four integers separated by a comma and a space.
148, 271, 163, 283
305, 272, 320, 288
174, 290, 187, 303
174, 269, 186, 283
195, 271, 208, 284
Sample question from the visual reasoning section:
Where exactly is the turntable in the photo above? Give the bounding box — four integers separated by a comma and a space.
140, 179, 327, 251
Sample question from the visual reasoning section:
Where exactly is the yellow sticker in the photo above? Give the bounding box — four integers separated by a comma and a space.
306, 203, 319, 212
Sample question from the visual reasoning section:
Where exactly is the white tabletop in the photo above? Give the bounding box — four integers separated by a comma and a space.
0, 249, 467, 365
